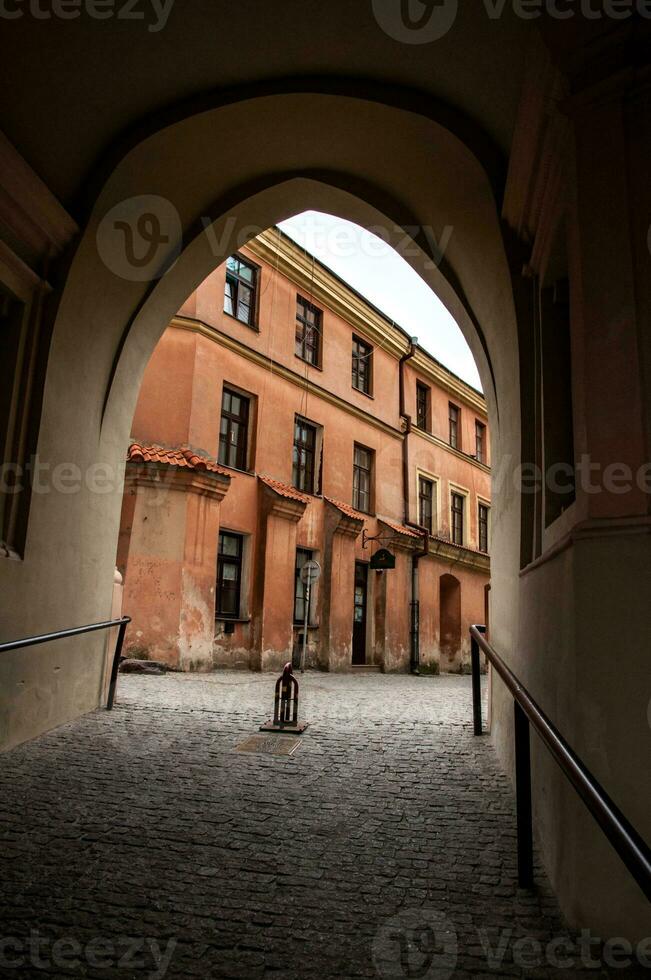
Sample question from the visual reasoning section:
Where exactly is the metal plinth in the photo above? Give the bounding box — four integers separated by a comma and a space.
260, 720, 309, 734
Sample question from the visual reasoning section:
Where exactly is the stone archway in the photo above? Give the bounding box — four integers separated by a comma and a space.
0, 90, 521, 785
0, 64, 648, 938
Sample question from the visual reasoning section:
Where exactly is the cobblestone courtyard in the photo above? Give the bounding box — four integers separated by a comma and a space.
0, 672, 639, 979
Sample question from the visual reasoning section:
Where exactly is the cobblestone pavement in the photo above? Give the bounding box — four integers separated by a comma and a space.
0, 672, 643, 979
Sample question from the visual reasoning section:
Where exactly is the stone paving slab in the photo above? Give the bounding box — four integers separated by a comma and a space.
0, 672, 644, 979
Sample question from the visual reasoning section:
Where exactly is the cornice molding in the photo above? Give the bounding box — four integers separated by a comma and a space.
410, 350, 487, 415
573, 515, 651, 539
0, 238, 46, 301
410, 426, 491, 475
333, 515, 364, 539
172, 315, 403, 440
172, 316, 491, 483
261, 487, 307, 523
427, 537, 491, 572
325, 506, 364, 539
520, 514, 651, 578
245, 229, 487, 414
378, 519, 421, 553
0, 130, 78, 265
125, 463, 231, 500
246, 229, 406, 360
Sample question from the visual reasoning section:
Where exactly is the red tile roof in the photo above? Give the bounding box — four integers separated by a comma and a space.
379, 517, 421, 539
258, 475, 310, 504
324, 497, 366, 522
127, 443, 231, 477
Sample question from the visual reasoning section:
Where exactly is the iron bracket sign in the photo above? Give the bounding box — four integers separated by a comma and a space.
370, 548, 396, 571
362, 528, 396, 550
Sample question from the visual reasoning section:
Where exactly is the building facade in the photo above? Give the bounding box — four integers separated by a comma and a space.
116, 229, 491, 674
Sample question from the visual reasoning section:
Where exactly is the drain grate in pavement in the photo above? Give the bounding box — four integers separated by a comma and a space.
235, 734, 302, 756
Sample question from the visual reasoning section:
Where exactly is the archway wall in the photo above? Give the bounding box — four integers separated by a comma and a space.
2, 85, 648, 936
0, 92, 521, 705
0, 84, 524, 866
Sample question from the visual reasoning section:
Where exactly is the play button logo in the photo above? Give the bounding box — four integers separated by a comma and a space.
96, 194, 182, 283
373, 908, 458, 979
372, 0, 458, 43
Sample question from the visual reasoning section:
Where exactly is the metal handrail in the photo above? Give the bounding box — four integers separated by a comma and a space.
470, 624, 651, 901
0, 616, 131, 710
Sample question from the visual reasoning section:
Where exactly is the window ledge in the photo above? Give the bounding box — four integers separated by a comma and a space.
215, 617, 251, 624
352, 386, 374, 400
223, 311, 260, 332
295, 354, 323, 372
293, 623, 320, 630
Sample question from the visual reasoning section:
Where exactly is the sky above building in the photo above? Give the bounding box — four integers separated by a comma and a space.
279, 211, 482, 391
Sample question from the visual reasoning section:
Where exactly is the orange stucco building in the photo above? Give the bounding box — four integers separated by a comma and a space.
116, 229, 491, 674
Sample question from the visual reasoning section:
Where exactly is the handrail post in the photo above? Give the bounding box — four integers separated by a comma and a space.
514, 700, 534, 888
464, 625, 651, 902
471, 625, 485, 736
107, 618, 128, 710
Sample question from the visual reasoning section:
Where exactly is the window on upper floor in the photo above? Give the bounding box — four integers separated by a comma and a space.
479, 503, 490, 554
418, 476, 436, 534
295, 296, 322, 367
292, 416, 319, 494
223, 254, 258, 327
218, 387, 250, 471
353, 443, 374, 514
416, 382, 430, 431
475, 420, 486, 464
217, 531, 243, 619
451, 491, 465, 546
449, 402, 460, 450
352, 335, 373, 395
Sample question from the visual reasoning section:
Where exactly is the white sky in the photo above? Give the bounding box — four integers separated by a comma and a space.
279, 211, 481, 391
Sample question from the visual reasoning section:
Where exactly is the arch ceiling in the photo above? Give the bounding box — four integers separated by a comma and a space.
0, 3, 533, 210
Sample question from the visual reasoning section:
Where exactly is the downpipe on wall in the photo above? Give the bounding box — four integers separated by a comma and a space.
399, 339, 430, 675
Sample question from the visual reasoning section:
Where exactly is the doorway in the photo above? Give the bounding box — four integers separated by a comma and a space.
439, 574, 461, 669
352, 562, 369, 665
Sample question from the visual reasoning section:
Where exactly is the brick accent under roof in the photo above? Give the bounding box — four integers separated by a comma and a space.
258, 474, 310, 504
127, 443, 231, 477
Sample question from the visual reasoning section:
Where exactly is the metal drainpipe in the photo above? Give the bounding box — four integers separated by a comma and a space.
399, 339, 430, 675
